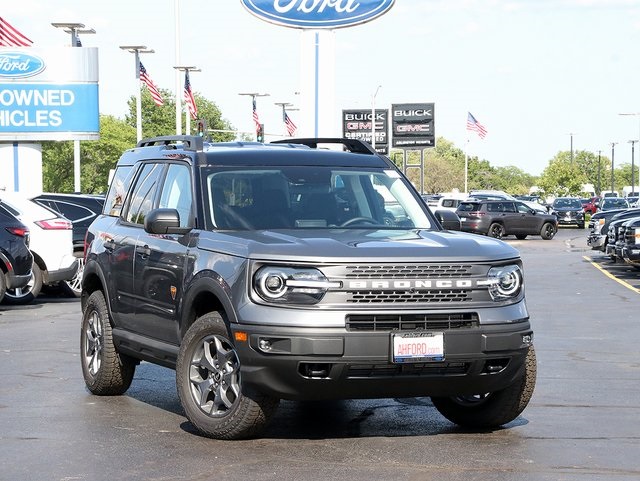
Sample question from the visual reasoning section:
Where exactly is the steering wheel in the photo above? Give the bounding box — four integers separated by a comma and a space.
340, 216, 378, 227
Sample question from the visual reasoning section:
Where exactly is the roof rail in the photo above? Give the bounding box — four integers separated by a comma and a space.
271, 137, 378, 155
137, 135, 204, 151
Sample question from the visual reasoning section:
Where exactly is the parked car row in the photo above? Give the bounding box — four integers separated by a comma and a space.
0, 192, 104, 305
587, 205, 640, 269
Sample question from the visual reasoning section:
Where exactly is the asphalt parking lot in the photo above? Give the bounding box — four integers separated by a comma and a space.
1, 228, 639, 481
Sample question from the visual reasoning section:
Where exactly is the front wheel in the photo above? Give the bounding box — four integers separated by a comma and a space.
540, 222, 557, 240
488, 222, 505, 239
81, 290, 136, 395
176, 312, 279, 440
432, 346, 537, 428
60, 256, 84, 298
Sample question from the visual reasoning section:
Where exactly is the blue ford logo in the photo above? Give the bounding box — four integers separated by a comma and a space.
241, 0, 395, 29
0, 52, 46, 78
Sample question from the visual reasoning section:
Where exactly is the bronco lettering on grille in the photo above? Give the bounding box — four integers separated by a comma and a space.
346, 279, 474, 290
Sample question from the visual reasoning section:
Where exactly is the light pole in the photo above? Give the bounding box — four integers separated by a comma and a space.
629, 140, 638, 195
52, 22, 95, 193
120, 46, 155, 142
611, 142, 618, 194
568, 132, 577, 164
371, 85, 382, 150
174, 66, 201, 135
597, 150, 602, 195
239, 93, 270, 141
620, 113, 640, 194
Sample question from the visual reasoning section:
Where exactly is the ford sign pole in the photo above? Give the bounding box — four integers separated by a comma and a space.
52, 22, 95, 192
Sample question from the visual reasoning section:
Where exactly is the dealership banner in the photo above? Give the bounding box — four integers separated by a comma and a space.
391, 103, 435, 148
0, 47, 100, 141
342, 109, 388, 154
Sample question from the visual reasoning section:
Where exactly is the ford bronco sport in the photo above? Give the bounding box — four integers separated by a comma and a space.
81, 136, 536, 439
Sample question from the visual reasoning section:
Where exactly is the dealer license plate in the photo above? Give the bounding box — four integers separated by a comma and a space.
392, 332, 444, 363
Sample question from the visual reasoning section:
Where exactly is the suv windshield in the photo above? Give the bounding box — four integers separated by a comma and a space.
553, 198, 582, 209
205, 166, 432, 230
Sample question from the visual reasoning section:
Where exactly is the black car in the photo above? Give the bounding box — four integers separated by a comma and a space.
0, 203, 33, 304
621, 217, 640, 268
551, 197, 585, 229
80, 136, 536, 440
456, 199, 558, 240
32, 193, 105, 253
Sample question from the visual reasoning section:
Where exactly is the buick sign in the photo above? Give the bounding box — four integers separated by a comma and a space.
0, 52, 46, 79
241, 0, 395, 29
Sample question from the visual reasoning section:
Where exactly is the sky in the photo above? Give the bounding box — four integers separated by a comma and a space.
4, 0, 640, 176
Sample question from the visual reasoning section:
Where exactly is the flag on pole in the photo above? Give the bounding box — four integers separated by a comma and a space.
184, 71, 198, 120
284, 111, 297, 137
252, 98, 262, 131
466, 112, 487, 139
139, 62, 164, 106
0, 16, 33, 47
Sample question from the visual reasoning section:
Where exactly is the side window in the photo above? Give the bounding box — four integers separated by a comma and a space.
503, 202, 516, 213
158, 164, 193, 228
516, 202, 531, 214
125, 163, 164, 225
104, 166, 135, 217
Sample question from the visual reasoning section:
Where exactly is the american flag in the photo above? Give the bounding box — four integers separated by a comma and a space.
0, 16, 33, 47
139, 62, 164, 106
252, 98, 261, 131
467, 112, 487, 139
184, 70, 198, 120
284, 111, 297, 137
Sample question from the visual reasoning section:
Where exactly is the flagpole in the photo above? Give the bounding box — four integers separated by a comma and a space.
174, 0, 181, 135
120, 46, 154, 142
175, 66, 200, 135
464, 138, 469, 194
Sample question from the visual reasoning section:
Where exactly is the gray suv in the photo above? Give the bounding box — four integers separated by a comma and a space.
81, 136, 536, 439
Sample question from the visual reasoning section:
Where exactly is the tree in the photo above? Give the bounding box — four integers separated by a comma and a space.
126, 88, 235, 141
42, 115, 136, 194
538, 153, 588, 196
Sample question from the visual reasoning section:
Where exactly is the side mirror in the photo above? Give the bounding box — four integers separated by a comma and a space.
144, 208, 192, 235
434, 209, 461, 231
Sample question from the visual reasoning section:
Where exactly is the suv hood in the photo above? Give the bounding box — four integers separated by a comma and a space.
198, 229, 519, 263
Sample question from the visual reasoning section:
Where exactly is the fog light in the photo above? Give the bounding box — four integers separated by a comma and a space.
522, 334, 533, 345
259, 339, 272, 352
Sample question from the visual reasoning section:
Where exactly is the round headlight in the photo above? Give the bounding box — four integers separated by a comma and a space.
486, 265, 523, 300
256, 270, 288, 299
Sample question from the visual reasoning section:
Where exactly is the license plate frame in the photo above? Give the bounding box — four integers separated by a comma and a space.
391, 331, 445, 363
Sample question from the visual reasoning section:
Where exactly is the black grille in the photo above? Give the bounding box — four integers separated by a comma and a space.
347, 362, 470, 377
345, 264, 473, 278
348, 290, 470, 303
347, 313, 479, 331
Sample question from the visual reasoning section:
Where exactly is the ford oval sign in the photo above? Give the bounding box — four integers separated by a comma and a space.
241, 0, 395, 29
0, 52, 46, 79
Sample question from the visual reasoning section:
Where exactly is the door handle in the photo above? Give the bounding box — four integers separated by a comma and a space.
104, 240, 115, 252
138, 245, 151, 258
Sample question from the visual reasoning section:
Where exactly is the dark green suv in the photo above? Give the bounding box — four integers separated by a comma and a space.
81, 136, 536, 439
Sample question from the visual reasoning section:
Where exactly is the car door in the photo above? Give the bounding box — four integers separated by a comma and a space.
131, 162, 193, 345
111, 162, 165, 332
512, 201, 538, 234
496, 201, 519, 233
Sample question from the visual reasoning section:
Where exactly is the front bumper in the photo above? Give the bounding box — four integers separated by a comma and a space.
587, 233, 606, 250
232, 319, 533, 401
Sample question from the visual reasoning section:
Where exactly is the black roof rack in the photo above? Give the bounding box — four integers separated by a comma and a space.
271, 137, 378, 155
137, 135, 204, 152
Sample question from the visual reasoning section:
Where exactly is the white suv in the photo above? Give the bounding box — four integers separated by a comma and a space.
0, 191, 78, 305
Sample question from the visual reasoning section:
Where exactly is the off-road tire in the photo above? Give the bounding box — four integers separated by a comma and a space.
3, 262, 42, 305
431, 345, 537, 429
176, 312, 279, 440
540, 222, 556, 240
81, 290, 136, 395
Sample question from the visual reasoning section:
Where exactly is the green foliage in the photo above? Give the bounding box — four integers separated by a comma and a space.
42, 115, 136, 194
538, 153, 588, 196
125, 88, 235, 141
